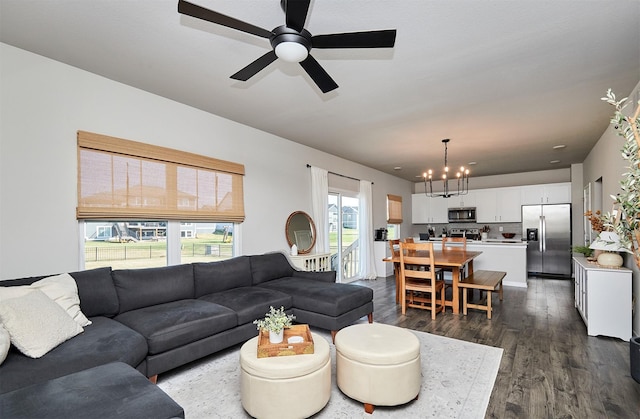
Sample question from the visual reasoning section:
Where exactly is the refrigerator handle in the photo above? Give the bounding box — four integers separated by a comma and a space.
541, 215, 546, 252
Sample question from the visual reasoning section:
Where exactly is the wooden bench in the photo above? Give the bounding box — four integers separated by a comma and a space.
458, 270, 506, 319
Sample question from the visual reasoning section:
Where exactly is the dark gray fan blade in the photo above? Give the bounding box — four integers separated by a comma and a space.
312, 29, 396, 48
230, 50, 278, 81
282, 0, 311, 33
178, 0, 272, 39
299, 55, 338, 93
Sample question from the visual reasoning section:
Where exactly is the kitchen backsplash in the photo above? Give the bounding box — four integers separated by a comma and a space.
411, 222, 523, 240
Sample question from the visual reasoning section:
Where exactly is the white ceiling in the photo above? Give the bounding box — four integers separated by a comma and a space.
1, 0, 639, 181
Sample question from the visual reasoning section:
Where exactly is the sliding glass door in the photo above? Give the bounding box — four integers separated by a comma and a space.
328, 192, 360, 282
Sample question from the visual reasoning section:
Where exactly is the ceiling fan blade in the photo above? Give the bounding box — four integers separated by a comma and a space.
178, 0, 272, 39
299, 55, 338, 93
312, 29, 397, 49
230, 50, 278, 81
282, 0, 311, 33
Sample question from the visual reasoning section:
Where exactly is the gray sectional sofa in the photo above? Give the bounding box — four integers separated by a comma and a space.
0, 251, 373, 416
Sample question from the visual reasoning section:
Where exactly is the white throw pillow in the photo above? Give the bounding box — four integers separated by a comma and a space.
0, 273, 91, 327
0, 289, 84, 358
0, 325, 10, 365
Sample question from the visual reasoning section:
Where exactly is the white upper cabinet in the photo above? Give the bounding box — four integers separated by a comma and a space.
521, 182, 571, 204
430, 197, 450, 223
476, 187, 521, 223
448, 191, 476, 208
412, 193, 430, 224
413, 183, 570, 224
411, 194, 449, 223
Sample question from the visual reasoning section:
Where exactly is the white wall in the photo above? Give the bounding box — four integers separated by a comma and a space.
0, 43, 413, 279
582, 80, 640, 337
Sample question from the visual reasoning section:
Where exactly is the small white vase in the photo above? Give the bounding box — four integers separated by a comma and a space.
269, 329, 284, 344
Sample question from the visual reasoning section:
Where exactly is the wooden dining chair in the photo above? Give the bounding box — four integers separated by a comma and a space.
389, 239, 401, 303
398, 242, 445, 319
441, 237, 468, 299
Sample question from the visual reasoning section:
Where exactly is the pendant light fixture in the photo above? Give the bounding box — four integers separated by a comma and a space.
423, 139, 470, 198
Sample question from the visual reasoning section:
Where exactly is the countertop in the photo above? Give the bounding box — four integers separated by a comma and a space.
416, 238, 527, 246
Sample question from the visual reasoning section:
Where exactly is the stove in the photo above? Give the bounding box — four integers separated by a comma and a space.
449, 228, 480, 241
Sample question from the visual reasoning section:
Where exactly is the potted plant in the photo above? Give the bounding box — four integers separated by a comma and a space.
601, 89, 640, 270
572, 245, 593, 258
253, 306, 296, 344
603, 89, 640, 383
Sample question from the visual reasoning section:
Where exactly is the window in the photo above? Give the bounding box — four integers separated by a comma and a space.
386, 194, 402, 240
386, 194, 403, 224
78, 131, 243, 269
77, 131, 244, 221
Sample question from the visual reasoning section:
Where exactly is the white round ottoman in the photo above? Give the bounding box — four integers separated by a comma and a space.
240, 332, 331, 419
335, 323, 421, 414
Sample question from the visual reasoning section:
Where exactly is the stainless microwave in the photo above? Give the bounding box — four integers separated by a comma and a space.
447, 207, 477, 223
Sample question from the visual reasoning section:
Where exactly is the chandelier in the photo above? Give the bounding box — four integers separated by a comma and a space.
423, 139, 470, 198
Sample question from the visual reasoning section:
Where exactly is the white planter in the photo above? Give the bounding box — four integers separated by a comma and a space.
269, 330, 284, 344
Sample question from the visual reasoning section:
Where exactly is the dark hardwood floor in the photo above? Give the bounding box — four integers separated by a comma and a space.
350, 276, 640, 418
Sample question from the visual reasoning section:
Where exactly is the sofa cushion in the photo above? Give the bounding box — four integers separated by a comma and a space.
0, 326, 10, 365
31, 273, 92, 326
258, 277, 374, 317
113, 264, 195, 313
0, 316, 148, 394
0, 362, 184, 419
250, 252, 295, 285
193, 256, 252, 297
114, 299, 237, 355
0, 273, 91, 327
199, 287, 292, 324
0, 267, 118, 319
69, 267, 119, 317
0, 290, 84, 358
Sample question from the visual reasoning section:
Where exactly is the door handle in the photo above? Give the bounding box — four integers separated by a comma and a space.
541, 215, 546, 252
539, 216, 543, 253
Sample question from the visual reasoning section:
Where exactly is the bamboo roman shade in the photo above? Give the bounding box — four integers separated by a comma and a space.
387, 194, 403, 224
77, 131, 245, 222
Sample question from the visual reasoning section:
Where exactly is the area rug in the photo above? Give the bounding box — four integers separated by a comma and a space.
158, 328, 503, 418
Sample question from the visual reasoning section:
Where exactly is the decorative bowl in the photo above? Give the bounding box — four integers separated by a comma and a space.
502, 233, 516, 239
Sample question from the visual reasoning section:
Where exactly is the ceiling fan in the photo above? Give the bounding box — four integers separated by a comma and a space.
177, 0, 397, 93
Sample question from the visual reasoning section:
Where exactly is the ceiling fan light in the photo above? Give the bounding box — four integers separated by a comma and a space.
275, 41, 308, 63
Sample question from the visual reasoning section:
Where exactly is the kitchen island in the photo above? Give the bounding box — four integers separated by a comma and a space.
416, 239, 528, 288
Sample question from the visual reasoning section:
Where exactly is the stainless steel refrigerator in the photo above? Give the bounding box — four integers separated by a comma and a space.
522, 204, 572, 277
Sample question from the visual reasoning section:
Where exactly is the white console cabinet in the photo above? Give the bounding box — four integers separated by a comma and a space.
573, 256, 632, 340
290, 252, 331, 272
374, 241, 393, 277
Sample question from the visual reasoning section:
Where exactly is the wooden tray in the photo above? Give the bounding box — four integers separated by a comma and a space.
257, 324, 314, 358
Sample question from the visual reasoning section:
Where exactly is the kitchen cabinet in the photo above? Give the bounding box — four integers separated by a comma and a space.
521, 182, 570, 204
411, 194, 448, 223
412, 193, 429, 223
475, 187, 521, 223
448, 191, 476, 208
374, 241, 393, 277
573, 256, 631, 340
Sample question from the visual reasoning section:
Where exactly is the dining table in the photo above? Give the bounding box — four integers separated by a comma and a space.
383, 249, 483, 314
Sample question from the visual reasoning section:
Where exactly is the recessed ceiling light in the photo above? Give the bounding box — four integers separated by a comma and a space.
415, 175, 423, 178
468, 161, 477, 165
550, 160, 561, 164
393, 166, 402, 170
553, 145, 566, 150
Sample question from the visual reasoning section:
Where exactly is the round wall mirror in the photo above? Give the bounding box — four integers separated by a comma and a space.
285, 211, 316, 254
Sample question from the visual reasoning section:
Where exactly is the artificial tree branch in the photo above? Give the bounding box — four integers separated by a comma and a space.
628, 103, 640, 153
